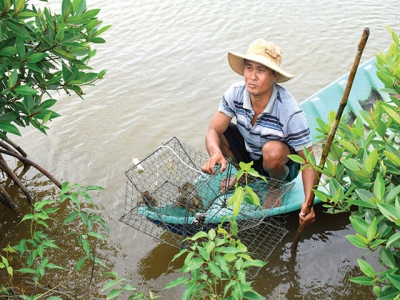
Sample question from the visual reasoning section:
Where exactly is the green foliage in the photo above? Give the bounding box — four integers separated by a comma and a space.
102, 272, 158, 300
164, 217, 266, 299
0, 0, 110, 137
291, 26, 400, 299
227, 161, 266, 217
0, 182, 110, 297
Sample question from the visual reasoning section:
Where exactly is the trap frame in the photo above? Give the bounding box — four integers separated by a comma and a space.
120, 137, 295, 278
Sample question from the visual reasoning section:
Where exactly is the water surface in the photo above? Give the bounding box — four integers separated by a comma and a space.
6, 0, 400, 298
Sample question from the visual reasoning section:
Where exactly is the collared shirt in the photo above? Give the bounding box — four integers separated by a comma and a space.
218, 82, 312, 160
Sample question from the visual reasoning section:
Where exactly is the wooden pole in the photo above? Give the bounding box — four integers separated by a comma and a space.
290, 27, 370, 253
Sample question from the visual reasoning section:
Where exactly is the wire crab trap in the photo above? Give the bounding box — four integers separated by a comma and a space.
119, 137, 295, 277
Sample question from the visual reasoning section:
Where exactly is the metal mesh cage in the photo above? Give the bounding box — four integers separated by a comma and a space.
120, 137, 295, 278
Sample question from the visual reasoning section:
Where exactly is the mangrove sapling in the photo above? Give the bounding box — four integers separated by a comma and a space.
163, 162, 267, 300
290, 26, 400, 299
0, 183, 110, 298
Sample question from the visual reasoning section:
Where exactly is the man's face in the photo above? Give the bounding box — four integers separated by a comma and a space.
243, 60, 277, 99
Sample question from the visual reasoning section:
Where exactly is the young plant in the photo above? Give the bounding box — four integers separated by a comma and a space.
58, 182, 109, 270
13, 199, 65, 286
102, 271, 158, 300
290, 26, 400, 299
0, 182, 110, 298
164, 216, 266, 300
228, 161, 266, 217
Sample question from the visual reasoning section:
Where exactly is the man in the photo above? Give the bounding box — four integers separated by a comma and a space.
201, 39, 316, 227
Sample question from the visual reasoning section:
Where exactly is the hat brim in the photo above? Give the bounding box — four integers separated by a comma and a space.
228, 51, 294, 83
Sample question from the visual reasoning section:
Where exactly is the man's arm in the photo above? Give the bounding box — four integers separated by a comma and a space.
201, 112, 232, 174
296, 147, 316, 227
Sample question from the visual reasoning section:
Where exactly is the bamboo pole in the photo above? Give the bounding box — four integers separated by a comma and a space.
290, 27, 370, 253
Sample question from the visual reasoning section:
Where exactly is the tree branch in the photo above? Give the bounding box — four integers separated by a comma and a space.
1, 138, 28, 157
0, 159, 32, 204
0, 150, 61, 189
0, 185, 17, 211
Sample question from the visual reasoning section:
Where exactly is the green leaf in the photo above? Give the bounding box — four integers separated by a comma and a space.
382, 104, 400, 124
33, 199, 52, 211
378, 203, 398, 223
208, 228, 216, 240
42, 240, 59, 249
379, 247, 395, 268
349, 215, 369, 235
16, 36, 25, 59
28, 53, 48, 63
102, 279, 119, 291
106, 289, 120, 300
349, 276, 375, 286
243, 291, 266, 300
75, 258, 86, 271
93, 24, 112, 38
242, 259, 267, 269
189, 231, 208, 241
387, 185, 400, 202
288, 154, 305, 164
90, 37, 106, 43
121, 284, 136, 291
0, 123, 21, 136
0, 46, 17, 56
215, 254, 230, 276
342, 158, 363, 171
82, 239, 90, 256
17, 11, 38, 18
365, 149, 378, 174
387, 274, 400, 290
384, 150, 400, 167
366, 217, 377, 241
181, 257, 204, 272
338, 139, 358, 155
346, 235, 367, 249
355, 189, 375, 203
46, 263, 64, 270
229, 187, 244, 218
87, 231, 106, 240
208, 261, 222, 278
17, 267, 36, 274
89, 214, 109, 232
85, 185, 104, 191
14, 85, 38, 95
163, 277, 188, 290
347, 199, 376, 209
386, 231, 400, 248
357, 259, 376, 278
373, 173, 385, 200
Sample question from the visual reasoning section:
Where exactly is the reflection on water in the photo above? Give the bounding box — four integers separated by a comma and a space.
136, 242, 184, 281
256, 205, 376, 299
1, 0, 399, 298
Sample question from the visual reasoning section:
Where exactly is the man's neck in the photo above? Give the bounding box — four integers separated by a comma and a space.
250, 91, 272, 112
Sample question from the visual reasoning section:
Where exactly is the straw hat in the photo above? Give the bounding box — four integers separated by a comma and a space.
228, 39, 294, 83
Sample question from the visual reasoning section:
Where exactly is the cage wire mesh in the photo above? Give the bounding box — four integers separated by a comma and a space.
120, 137, 295, 278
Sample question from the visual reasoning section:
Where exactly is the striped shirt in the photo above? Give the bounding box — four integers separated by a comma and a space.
218, 82, 312, 160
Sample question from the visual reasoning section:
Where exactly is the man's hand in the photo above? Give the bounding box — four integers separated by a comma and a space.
299, 202, 315, 227
201, 152, 227, 174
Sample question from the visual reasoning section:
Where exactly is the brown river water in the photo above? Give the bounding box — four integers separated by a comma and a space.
1, 0, 399, 299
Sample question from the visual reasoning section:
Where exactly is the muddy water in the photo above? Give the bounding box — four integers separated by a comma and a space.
1, 0, 399, 298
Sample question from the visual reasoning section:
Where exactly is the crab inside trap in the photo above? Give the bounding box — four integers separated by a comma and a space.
120, 137, 294, 251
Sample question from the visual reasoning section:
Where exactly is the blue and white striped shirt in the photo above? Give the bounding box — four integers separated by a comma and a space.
218, 82, 312, 160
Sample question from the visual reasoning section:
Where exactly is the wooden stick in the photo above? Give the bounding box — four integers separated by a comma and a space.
290, 27, 370, 252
